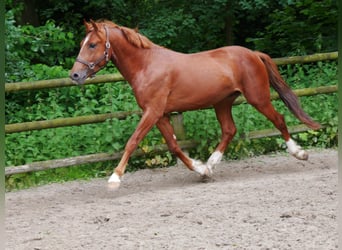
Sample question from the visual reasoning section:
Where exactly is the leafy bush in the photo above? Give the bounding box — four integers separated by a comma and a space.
5, 10, 30, 83
140, 0, 228, 53
17, 21, 75, 66
5, 10, 76, 83
246, 0, 337, 56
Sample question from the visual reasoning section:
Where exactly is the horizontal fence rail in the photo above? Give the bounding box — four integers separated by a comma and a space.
5, 73, 125, 93
272, 51, 338, 65
5, 85, 337, 134
5, 110, 142, 134
5, 140, 198, 176
5, 123, 326, 176
5, 52, 338, 93
5, 52, 338, 176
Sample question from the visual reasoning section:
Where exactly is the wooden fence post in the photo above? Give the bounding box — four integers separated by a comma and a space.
170, 112, 189, 165
170, 112, 187, 141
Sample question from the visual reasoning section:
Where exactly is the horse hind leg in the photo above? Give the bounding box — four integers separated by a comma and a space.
249, 99, 308, 160
207, 95, 238, 172
241, 58, 309, 160
156, 115, 211, 177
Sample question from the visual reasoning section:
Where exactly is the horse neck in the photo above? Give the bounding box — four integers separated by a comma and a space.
109, 29, 151, 84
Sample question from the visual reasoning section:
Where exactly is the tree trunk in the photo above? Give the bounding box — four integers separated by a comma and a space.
14, 0, 40, 26
225, 0, 235, 45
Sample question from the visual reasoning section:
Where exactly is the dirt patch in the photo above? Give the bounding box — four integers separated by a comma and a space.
6, 149, 337, 249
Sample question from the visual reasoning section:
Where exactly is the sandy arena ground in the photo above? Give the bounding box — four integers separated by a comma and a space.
6, 149, 337, 250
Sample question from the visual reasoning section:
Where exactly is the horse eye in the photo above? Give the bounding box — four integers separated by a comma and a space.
89, 43, 96, 49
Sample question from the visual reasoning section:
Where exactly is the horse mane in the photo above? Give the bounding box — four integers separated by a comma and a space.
119, 27, 154, 49
96, 20, 154, 49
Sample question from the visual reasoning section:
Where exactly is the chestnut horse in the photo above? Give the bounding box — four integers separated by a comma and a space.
70, 20, 320, 188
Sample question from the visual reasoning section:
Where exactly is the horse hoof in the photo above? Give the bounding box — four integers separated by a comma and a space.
204, 165, 213, 177
192, 160, 212, 176
107, 173, 121, 190
200, 164, 213, 178
200, 174, 214, 183
293, 150, 308, 160
107, 181, 121, 190
286, 139, 308, 161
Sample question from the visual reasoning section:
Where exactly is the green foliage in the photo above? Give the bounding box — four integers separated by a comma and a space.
5, 10, 75, 82
139, 0, 228, 52
17, 20, 75, 66
5, 10, 30, 83
246, 0, 337, 56
6, 0, 338, 59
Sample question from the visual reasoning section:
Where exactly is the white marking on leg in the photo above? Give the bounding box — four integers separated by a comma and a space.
207, 151, 223, 169
173, 134, 177, 140
108, 173, 121, 183
286, 138, 308, 160
192, 159, 210, 176
107, 173, 121, 190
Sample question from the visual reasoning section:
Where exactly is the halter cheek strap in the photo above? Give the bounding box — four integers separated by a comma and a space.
76, 26, 111, 70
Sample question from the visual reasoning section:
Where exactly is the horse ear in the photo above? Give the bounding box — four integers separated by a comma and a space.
89, 19, 98, 32
83, 19, 92, 32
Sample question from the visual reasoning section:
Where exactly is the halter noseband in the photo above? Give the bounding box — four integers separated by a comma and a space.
76, 26, 111, 70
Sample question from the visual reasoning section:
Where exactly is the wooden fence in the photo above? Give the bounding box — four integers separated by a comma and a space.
5, 52, 338, 176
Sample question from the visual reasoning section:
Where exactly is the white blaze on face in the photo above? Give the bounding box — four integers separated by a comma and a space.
79, 33, 91, 54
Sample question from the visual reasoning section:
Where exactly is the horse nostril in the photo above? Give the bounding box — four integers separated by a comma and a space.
70, 71, 87, 84
71, 73, 79, 80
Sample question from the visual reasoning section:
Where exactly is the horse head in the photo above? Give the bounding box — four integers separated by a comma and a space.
70, 20, 111, 84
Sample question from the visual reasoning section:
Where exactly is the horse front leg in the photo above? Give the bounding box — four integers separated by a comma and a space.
108, 110, 159, 188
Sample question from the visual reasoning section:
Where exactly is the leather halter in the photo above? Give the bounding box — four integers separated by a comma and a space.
76, 26, 111, 70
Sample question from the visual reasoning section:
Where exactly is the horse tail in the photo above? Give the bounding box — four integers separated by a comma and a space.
255, 51, 321, 130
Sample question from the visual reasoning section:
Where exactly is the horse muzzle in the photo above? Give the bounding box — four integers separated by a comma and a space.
70, 70, 89, 85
